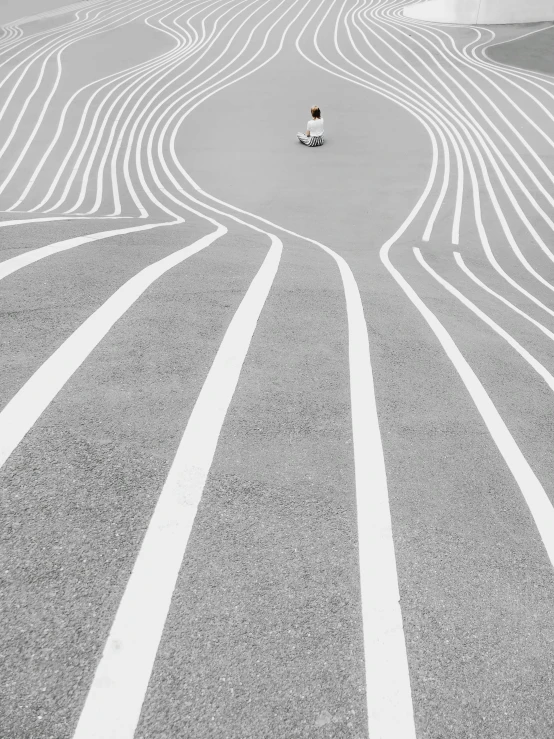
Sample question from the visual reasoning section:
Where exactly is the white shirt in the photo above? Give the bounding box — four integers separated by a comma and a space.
307, 117, 324, 136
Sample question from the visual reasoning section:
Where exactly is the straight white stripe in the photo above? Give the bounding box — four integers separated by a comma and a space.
0, 226, 225, 470
72, 233, 282, 739
0, 219, 178, 281
338, 258, 417, 739
381, 243, 554, 569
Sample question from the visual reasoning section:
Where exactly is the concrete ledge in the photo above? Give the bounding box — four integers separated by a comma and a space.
403, 0, 554, 25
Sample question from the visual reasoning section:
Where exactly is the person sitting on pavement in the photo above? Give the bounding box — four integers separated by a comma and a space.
297, 105, 324, 147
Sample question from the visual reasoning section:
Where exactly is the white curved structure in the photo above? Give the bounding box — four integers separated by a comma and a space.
403, 0, 554, 24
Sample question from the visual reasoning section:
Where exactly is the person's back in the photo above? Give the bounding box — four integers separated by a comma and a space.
307, 116, 324, 137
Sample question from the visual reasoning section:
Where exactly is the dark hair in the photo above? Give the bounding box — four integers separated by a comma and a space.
311, 106, 321, 119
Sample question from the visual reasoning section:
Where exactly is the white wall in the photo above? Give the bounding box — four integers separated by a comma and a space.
403, 0, 554, 24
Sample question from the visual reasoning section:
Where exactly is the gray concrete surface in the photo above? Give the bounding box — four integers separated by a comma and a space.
1, 3, 554, 739
486, 23, 554, 74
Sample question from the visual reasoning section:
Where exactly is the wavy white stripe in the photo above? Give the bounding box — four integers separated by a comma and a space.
2, 2, 554, 737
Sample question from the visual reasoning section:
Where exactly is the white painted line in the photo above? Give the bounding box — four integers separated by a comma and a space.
0, 217, 89, 228
0, 226, 225, 470
369, 2, 554, 312
375, 2, 554, 268
337, 255, 417, 739
0, 0, 181, 214
481, 25, 554, 84
381, 244, 554, 569
72, 234, 282, 739
0, 216, 133, 225
454, 252, 554, 343
0, 219, 178, 281
414, 247, 554, 393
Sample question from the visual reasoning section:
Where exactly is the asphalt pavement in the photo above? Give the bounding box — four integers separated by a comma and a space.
1, 3, 554, 739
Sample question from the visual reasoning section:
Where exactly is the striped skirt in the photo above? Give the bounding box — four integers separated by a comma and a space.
297, 133, 324, 147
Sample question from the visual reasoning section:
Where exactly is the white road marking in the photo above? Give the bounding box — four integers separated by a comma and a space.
414, 247, 554, 393
0, 226, 224, 470
338, 255, 418, 739
6, 4, 554, 739
369, 1, 554, 316
382, 245, 554, 569
72, 233, 282, 739
0, 216, 132, 227
0, 219, 179, 281
454, 252, 554, 343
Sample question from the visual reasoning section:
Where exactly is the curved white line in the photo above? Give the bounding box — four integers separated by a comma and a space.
0, 225, 225, 471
